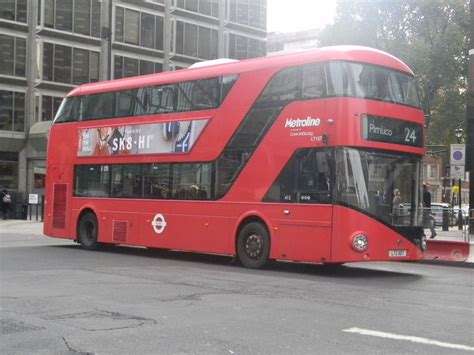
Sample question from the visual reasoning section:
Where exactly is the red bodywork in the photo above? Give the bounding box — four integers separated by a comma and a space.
44, 46, 425, 263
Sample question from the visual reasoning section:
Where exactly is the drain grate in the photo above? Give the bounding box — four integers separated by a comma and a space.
0, 319, 43, 334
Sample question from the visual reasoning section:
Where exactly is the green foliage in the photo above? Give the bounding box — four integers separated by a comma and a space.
318, 0, 469, 145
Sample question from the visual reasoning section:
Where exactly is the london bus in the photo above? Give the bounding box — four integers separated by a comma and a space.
44, 46, 426, 268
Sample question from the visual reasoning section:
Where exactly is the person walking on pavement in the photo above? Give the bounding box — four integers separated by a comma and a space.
1, 189, 12, 220
423, 183, 437, 238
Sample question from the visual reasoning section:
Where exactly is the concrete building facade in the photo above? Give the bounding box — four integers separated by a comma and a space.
0, 0, 267, 215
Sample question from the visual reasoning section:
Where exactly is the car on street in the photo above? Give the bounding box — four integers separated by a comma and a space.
430, 203, 457, 227
453, 205, 469, 225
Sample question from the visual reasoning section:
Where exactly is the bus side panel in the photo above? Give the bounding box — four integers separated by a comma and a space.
137, 209, 235, 254
264, 204, 332, 263
44, 164, 74, 239
331, 205, 422, 262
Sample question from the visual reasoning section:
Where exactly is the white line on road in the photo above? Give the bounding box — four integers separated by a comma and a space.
343, 327, 474, 352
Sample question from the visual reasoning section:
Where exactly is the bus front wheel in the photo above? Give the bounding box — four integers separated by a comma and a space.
78, 212, 101, 250
237, 222, 270, 269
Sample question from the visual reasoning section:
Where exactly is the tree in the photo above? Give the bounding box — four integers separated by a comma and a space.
318, 0, 469, 145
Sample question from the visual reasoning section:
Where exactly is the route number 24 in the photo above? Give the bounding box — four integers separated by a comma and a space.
404, 128, 417, 143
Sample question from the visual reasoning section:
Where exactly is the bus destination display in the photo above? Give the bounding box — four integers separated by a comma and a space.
361, 114, 423, 147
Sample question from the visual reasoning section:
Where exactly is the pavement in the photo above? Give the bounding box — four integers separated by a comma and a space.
1, 219, 472, 264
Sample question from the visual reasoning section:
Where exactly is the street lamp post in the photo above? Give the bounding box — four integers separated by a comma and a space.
454, 128, 464, 230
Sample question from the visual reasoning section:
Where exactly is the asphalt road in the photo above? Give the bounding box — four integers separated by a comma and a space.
1, 232, 473, 354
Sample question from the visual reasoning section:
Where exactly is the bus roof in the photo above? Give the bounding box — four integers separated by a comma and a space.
67, 46, 414, 97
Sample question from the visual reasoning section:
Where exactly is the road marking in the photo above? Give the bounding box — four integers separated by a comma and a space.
343, 327, 474, 352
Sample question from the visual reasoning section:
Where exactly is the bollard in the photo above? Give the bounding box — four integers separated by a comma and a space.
442, 207, 449, 231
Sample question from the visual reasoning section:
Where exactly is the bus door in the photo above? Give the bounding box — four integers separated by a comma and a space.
264, 148, 334, 262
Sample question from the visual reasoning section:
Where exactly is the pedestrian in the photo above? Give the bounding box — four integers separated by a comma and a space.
392, 188, 402, 223
1, 189, 12, 220
423, 183, 437, 238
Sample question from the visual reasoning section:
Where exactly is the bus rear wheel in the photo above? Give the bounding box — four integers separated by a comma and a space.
237, 222, 270, 269
78, 212, 101, 250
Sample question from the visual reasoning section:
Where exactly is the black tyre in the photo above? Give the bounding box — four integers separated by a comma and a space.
237, 222, 270, 269
78, 212, 101, 250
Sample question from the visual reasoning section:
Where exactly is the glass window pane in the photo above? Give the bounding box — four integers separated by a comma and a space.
198, 26, 211, 60
56, 0, 73, 31
1, 0, 15, 20
140, 12, 155, 48
42, 95, 53, 121
115, 6, 124, 42
236, 35, 248, 59
139, 60, 154, 75
236, 0, 249, 25
185, 0, 197, 12
172, 163, 211, 200
111, 165, 143, 198
44, 0, 54, 27
199, 0, 212, 16
114, 55, 123, 79
0, 34, 14, 76
115, 89, 139, 117
91, 0, 101, 37
73, 48, 89, 85
184, 23, 197, 57
302, 64, 326, 99
54, 44, 72, 83
53, 97, 63, 118
74, 0, 91, 35
90, 51, 99, 82
0, 159, 18, 190
123, 57, 138, 78
16, 0, 28, 22
175, 21, 184, 54
43, 42, 54, 81
124, 9, 139, 45
75, 165, 110, 197
248, 38, 259, 59
210, 29, 218, 59
82, 92, 115, 120
15, 37, 26, 77
228, 34, 236, 59
143, 164, 171, 199
155, 15, 164, 50
155, 62, 163, 73
0, 90, 14, 131
229, 0, 236, 22
13, 92, 25, 132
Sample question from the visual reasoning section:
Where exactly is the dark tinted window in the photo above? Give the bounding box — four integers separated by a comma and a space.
57, 75, 238, 123
82, 92, 115, 120
74, 162, 211, 200
264, 148, 333, 204
74, 165, 110, 197
54, 96, 80, 123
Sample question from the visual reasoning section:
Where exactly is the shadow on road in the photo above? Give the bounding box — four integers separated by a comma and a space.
47, 243, 422, 281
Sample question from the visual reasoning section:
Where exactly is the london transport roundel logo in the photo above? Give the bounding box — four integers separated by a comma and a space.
151, 213, 167, 234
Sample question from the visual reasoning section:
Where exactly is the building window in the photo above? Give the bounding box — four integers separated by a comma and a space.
115, 6, 164, 51
176, 21, 218, 60
176, 0, 219, 18
228, 33, 265, 59
0, 152, 19, 190
0, 0, 27, 23
429, 164, 438, 180
42, 42, 100, 85
114, 55, 163, 79
41, 0, 101, 38
229, 0, 266, 29
40, 95, 63, 121
0, 34, 26, 78
0, 90, 25, 132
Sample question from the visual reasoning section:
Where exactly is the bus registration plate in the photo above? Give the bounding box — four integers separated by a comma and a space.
389, 250, 407, 257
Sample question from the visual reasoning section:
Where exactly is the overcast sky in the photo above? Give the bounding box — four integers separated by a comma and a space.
267, 0, 337, 33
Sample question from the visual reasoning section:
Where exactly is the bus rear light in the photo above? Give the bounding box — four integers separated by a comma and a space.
352, 234, 368, 252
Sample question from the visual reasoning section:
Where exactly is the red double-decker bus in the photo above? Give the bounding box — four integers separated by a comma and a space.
44, 46, 426, 268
